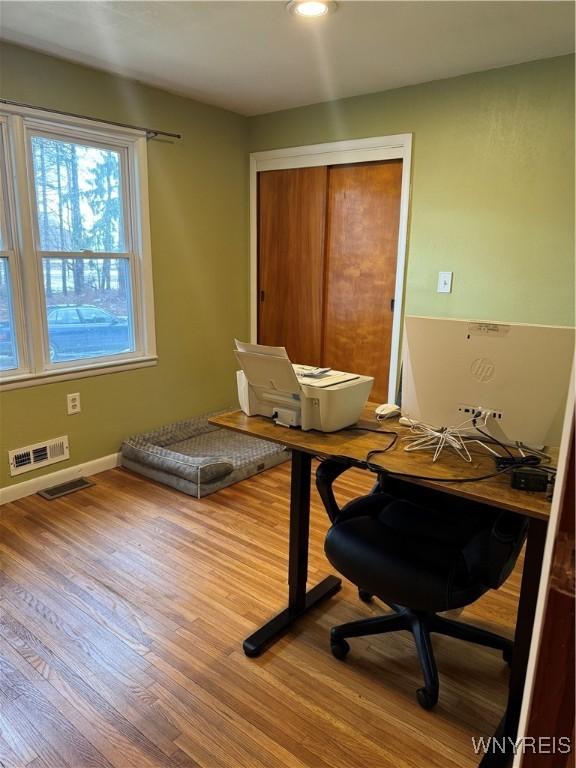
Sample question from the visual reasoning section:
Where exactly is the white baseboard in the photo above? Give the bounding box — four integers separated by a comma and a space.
0, 453, 121, 505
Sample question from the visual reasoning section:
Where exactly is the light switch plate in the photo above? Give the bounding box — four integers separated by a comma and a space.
437, 271, 453, 293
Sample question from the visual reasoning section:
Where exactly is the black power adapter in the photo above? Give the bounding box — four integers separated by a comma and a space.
510, 467, 549, 492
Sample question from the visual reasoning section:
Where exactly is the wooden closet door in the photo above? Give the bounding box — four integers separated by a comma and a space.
322, 160, 402, 403
258, 167, 327, 365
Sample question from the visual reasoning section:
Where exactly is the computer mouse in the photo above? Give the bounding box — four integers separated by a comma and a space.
375, 403, 401, 419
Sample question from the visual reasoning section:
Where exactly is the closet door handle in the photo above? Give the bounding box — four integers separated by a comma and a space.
260, 290, 265, 302
390, 298, 395, 312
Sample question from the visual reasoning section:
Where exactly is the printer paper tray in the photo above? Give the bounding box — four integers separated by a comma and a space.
296, 372, 360, 388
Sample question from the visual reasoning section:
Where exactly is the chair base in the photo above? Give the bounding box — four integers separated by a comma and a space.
330, 605, 513, 710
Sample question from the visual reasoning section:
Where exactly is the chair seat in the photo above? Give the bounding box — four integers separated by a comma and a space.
325, 501, 488, 612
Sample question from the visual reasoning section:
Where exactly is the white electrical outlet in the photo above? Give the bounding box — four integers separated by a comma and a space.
67, 393, 81, 415
437, 271, 453, 293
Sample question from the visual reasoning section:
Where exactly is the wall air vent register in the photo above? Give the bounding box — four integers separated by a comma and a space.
8, 436, 69, 476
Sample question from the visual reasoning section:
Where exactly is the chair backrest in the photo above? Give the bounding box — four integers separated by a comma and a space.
316, 460, 529, 591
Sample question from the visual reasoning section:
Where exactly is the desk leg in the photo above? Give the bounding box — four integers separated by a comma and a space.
243, 449, 342, 657
479, 517, 548, 767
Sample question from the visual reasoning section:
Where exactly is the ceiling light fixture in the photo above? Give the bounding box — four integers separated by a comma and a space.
287, 1, 338, 18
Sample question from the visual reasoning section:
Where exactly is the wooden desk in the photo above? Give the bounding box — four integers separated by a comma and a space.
212, 408, 551, 520
210, 409, 552, 768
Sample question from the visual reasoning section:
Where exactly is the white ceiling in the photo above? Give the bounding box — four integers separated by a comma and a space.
0, 1, 574, 116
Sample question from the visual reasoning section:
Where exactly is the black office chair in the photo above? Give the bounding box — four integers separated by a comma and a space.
316, 460, 528, 709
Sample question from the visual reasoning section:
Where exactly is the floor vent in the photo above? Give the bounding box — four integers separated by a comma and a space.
38, 476, 94, 500
8, 436, 69, 476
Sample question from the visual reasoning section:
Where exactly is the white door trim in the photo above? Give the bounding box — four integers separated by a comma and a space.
512, 361, 575, 767
249, 133, 412, 404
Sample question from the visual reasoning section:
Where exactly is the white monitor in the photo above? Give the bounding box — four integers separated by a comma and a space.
401, 316, 574, 446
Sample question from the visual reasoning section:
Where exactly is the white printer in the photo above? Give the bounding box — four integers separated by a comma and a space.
234, 340, 373, 432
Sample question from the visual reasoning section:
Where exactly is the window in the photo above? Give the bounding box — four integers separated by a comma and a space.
0, 107, 156, 387
0, 123, 20, 374
0, 259, 18, 371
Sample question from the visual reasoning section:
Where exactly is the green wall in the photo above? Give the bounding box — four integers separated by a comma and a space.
1, 45, 574, 490
0, 43, 249, 488
249, 55, 575, 326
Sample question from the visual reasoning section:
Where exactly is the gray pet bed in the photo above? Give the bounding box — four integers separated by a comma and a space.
120, 412, 289, 497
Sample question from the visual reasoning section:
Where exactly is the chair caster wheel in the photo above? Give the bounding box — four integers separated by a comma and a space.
503, 646, 513, 666
358, 589, 373, 603
416, 687, 438, 710
330, 637, 350, 661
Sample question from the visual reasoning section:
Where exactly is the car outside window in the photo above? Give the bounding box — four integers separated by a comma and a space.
78, 307, 115, 323
52, 308, 80, 324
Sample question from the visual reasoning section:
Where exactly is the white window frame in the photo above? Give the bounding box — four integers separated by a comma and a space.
0, 116, 29, 378
0, 104, 156, 389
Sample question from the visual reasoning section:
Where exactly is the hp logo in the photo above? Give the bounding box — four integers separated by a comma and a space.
471, 357, 495, 383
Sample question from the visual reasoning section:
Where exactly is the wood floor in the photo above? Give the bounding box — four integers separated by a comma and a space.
0, 463, 521, 768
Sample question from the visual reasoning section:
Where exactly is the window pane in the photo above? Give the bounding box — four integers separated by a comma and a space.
0, 259, 18, 371
31, 136, 126, 252
43, 258, 134, 363
0, 132, 8, 252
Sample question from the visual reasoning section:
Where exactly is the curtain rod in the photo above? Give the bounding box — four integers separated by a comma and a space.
0, 98, 182, 140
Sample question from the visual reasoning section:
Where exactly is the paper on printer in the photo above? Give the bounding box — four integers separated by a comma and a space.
234, 340, 373, 432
